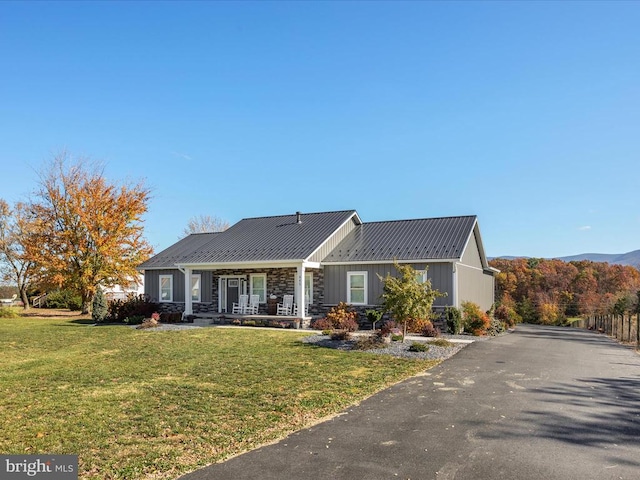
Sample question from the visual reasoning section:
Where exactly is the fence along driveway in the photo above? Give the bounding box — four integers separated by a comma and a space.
181, 324, 640, 480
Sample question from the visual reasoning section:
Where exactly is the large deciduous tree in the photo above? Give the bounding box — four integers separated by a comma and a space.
181, 214, 229, 238
25, 153, 153, 314
379, 261, 445, 340
0, 199, 37, 309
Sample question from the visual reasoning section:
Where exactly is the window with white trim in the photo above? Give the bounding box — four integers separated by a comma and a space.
415, 270, 428, 284
347, 271, 367, 305
159, 274, 173, 302
250, 273, 267, 303
191, 274, 201, 302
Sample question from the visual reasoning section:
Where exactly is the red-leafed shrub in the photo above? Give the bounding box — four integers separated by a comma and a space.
311, 317, 334, 331
421, 322, 441, 338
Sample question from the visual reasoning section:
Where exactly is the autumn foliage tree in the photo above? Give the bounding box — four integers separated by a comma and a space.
0, 200, 38, 309
379, 261, 445, 340
24, 153, 153, 314
489, 257, 640, 324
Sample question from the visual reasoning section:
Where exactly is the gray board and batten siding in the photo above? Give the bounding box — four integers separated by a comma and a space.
323, 262, 454, 308
145, 269, 214, 304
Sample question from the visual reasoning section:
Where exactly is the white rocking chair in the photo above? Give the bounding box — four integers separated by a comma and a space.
245, 295, 260, 314
276, 295, 294, 315
232, 294, 248, 314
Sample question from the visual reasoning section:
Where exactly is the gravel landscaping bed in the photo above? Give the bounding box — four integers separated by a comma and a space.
302, 333, 472, 361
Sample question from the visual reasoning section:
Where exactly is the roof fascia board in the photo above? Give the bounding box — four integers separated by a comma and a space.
176, 260, 315, 270
321, 258, 457, 266
304, 211, 362, 262
458, 218, 490, 269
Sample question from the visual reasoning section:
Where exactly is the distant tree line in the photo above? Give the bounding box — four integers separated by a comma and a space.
489, 257, 640, 324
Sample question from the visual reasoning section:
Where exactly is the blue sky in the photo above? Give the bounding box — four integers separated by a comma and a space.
1, 1, 638, 258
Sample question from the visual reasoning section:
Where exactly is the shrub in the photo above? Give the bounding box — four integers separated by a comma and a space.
314, 303, 360, 332
365, 309, 383, 330
353, 334, 387, 350
0, 306, 18, 318
494, 304, 520, 328
46, 289, 83, 311
160, 312, 182, 323
406, 317, 432, 334
321, 329, 332, 336
136, 317, 160, 329
461, 301, 491, 336
325, 302, 359, 331
108, 294, 158, 322
421, 322, 441, 338
123, 315, 145, 325
92, 288, 108, 323
311, 317, 334, 331
487, 318, 506, 336
430, 338, 454, 348
408, 342, 429, 352
379, 320, 398, 336
391, 334, 404, 342
243, 320, 256, 327
445, 306, 462, 334
330, 330, 351, 341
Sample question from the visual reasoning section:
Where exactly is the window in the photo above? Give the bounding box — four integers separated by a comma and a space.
347, 271, 367, 305
159, 275, 173, 302
250, 274, 267, 303
191, 274, 201, 302
415, 271, 428, 284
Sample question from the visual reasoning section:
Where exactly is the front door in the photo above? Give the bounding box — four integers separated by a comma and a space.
226, 279, 239, 313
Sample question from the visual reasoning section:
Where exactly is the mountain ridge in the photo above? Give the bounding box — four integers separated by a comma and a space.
493, 249, 640, 267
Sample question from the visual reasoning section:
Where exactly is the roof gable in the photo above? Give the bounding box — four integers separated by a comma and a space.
323, 215, 478, 263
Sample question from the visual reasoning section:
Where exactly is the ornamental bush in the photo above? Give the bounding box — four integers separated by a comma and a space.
91, 287, 108, 323
445, 306, 462, 334
313, 302, 359, 332
461, 301, 491, 336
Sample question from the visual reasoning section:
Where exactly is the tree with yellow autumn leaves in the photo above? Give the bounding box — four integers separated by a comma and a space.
20, 152, 153, 314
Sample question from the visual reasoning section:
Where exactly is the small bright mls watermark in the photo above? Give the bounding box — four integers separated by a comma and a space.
1, 455, 77, 479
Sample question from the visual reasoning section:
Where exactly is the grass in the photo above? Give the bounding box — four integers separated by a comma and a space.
0, 315, 439, 479
0, 305, 20, 318
429, 338, 455, 348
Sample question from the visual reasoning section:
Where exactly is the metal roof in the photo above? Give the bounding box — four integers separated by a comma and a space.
139, 210, 359, 268
322, 215, 478, 263
138, 232, 221, 269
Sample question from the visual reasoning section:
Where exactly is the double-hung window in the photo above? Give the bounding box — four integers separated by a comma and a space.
347, 271, 367, 305
250, 274, 267, 303
159, 275, 173, 302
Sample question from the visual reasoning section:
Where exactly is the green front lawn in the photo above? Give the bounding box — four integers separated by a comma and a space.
0, 317, 438, 479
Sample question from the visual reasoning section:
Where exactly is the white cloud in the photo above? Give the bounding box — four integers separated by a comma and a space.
579, 225, 591, 231
171, 151, 192, 161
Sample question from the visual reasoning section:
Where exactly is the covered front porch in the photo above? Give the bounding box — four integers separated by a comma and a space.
176, 260, 319, 325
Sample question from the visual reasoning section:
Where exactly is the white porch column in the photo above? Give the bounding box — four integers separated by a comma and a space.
296, 264, 305, 317
184, 267, 193, 316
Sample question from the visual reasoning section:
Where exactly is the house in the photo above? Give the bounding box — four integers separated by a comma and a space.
137, 210, 497, 324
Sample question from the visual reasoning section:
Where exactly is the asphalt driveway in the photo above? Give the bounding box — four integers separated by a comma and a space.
180, 324, 640, 480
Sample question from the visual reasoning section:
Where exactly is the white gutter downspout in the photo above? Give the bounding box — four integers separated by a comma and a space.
452, 262, 458, 308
